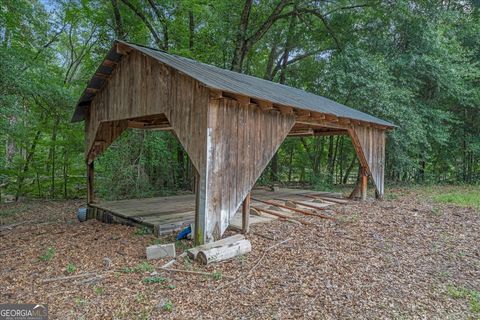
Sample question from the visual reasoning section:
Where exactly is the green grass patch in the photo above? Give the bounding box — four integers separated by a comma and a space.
93, 286, 104, 295
122, 262, 155, 274
143, 276, 168, 284
433, 191, 480, 209
66, 263, 76, 274
134, 226, 151, 236
0, 203, 34, 218
447, 285, 480, 315
162, 300, 173, 312
39, 247, 55, 262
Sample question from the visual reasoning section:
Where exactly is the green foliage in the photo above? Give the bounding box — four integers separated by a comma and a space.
143, 276, 168, 284
122, 262, 155, 274
162, 300, 173, 312
447, 285, 480, 315
212, 271, 222, 281
175, 239, 192, 253
1, 0, 479, 203
93, 286, 104, 295
66, 263, 77, 274
136, 262, 155, 273
134, 226, 151, 236
433, 191, 480, 209
39, 247, 55, 262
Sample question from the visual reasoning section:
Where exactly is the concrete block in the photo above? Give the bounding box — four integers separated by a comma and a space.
146, 243, 176, 260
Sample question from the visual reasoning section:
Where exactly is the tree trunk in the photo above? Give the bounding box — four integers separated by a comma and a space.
343, 154, 356, 184
231, 0, 253, 72
110, 0, 125, 39
231, 0, 291, 72
63, 147, 68, 199
189, 11, 194, 50
327, 136, 334, 183
287, 144, 294, 182
16, 130, 41, 201
270, 153, 278, 183
49, 117, 60, 198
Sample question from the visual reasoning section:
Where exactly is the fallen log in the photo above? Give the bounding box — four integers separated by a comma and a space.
251, 206, 307, 225
187, 234, 245, 260
275, 198, 336, 220
160, 268, 235, 279
316, 196, 349, 204
252, 198, 320, 217
296, 193, 347, 204
197, 239, 251, 265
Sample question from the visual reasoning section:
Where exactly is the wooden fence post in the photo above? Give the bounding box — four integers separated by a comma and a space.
242, 192, 251, 234
360, 166, 368, 201
87, 161, 94, 204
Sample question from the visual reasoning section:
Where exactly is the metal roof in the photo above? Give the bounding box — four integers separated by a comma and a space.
72, 40, 395, 127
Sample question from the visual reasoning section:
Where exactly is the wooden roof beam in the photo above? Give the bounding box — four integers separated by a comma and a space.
209, 89, 223, 99
338, 118, 351, 125
102, 59, 118, 68
275, 105, 294, 115
288, 128, 315, 136
85, 88, 99, 94
252, 99, 274, 111
314, 130, 349, 136
324, 114, 338, 123
94, 72, 111, 79
294, 109, 311, 117
116, 42, 132, 55
127, 120, 147, 129
143, 123, 171, 130
311, 112, 326, 120
222, 92, 250, 105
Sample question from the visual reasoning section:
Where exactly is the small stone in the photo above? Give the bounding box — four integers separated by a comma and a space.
103, 257, 112, 269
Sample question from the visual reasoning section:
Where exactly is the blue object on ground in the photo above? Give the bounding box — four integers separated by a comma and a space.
77, 207, 88, 222
176, 225, 192, 240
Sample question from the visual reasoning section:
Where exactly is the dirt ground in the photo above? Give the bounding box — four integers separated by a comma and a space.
0, 187, 479, 319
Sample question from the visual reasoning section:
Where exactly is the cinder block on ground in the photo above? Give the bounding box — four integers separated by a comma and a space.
146, 243, 176, 260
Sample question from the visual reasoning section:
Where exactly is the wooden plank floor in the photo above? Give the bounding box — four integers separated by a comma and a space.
90, 188, 340, 236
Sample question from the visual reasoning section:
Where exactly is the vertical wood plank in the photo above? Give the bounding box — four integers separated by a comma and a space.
349, 125, 386, 198
242, 192, 251, 234
361, 167, 368, 201
87, 161, 94, 204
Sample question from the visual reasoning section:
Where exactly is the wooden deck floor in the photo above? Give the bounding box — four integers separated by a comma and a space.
88, 188, 340, 236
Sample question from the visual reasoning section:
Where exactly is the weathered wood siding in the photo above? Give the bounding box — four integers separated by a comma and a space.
85, 50, 209, 171
350, 125, 385, 196
85, 51, 296, 243
84, 48, 387, 242
203, 98, 295, 240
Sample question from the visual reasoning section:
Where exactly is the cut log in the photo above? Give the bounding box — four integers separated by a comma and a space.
187, 234, 244, 260
197, 239, 251, 265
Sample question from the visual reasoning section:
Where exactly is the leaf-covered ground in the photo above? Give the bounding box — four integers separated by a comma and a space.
0, 186, 479, 319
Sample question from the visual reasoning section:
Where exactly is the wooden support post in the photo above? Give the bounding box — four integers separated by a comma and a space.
87, 161, 94, 204
194, 170, 207, 246
360, 167, 368, 201
242, 192, 251, 234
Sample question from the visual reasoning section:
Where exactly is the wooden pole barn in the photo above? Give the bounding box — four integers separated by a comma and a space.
72, 41, 395, 245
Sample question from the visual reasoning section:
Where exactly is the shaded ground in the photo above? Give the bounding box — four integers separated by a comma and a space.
0, 186, 479, 319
